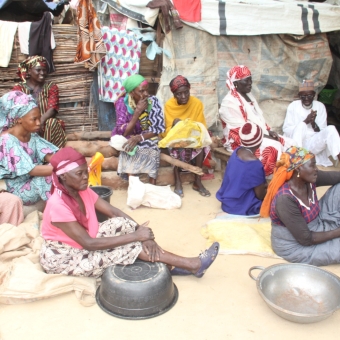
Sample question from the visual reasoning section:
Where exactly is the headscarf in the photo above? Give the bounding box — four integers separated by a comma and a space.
169, 75, 191, 93
299, 79, 314, 92
239, 122, 263, 148
122, 74, 147, 93
122, 74, 150, 115
0, 91, 38, 133
50, 147, 89, 230
17, 56, 49, 83
226, 65, 252, 121
260, 146, 315, 217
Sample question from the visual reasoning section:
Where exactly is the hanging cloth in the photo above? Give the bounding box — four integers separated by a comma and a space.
29, 12, 55, 73
173, 0, 201, 22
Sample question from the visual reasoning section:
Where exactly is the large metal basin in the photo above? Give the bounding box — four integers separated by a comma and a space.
249, 263, 340, 323
96, 260, 178, 319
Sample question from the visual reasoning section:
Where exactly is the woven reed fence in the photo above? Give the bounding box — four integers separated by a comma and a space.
0, 23, 163, 134
0, 24, 97, 133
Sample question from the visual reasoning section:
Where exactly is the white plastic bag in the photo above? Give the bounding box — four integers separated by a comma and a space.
109, 135, 128, 151
127, 176, 181, 210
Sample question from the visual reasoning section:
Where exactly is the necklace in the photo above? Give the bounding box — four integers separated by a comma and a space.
302, 102, 313, 110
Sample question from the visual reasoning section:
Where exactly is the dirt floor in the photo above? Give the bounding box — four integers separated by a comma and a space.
1, 172, 340, 340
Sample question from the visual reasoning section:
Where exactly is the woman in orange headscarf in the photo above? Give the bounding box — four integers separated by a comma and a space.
262, 146, 340, 265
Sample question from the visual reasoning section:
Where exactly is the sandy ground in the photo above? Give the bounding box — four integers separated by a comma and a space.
1, 173, 340, 340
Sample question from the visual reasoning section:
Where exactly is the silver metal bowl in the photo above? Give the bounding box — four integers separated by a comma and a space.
96, 260, 178, 319
249, 263, 340, 323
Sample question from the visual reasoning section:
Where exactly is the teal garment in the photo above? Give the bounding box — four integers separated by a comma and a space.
0, 133, 58, 205
0, 91, 37, 133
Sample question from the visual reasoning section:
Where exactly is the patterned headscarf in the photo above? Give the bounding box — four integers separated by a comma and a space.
169, 75, 191, 93
17, 56, 49, 83
260, 146, 315, 217
50, 147, 89, 230
0, 91, 38, 133
226, 65, 252, 121
299, 79, 314, 92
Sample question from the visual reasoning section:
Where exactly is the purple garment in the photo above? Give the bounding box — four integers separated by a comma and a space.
216, 147, 266, 215
111, 95, 165, 151
112, 97, 142, 138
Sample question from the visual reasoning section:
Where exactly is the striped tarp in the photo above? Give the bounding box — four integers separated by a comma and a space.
182, 0, 340, 36
104, 0, 340, 36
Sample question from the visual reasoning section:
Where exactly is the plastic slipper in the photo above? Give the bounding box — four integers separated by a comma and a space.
174, 188, 184, 198
170, 267, 192, 276
192, 185, 211, 197
194, 242, 220, 278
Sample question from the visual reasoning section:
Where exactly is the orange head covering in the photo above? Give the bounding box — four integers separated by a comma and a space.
260, 146, 315, 218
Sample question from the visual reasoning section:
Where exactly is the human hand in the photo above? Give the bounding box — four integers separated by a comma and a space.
142, 240, 164, 262
135, 222, 155, 242
268, 130, 279, 141
123, 135, 142, 152
134, 98, 148, 116
304, 110, 317, 125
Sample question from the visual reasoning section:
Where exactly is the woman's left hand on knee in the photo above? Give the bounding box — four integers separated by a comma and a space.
142, 240, 164, 262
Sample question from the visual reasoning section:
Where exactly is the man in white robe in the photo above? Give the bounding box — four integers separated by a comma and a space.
283, 80, 340, 166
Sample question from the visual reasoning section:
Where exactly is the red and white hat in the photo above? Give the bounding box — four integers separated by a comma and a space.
239, 122, 263, 148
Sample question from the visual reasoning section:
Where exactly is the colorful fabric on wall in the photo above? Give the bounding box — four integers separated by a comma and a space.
173, 0, 201, 22
74, 0, 106, 70
98, 27, 141, 102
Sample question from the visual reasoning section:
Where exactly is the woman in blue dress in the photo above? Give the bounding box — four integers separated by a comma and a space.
216, 122, 267, 215
0, 91, 58, 205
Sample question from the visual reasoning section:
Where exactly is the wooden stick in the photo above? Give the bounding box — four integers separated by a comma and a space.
160, 153, 204, 175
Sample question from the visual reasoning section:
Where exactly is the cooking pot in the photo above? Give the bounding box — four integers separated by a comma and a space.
96, 260, 178, 319
249, 263, 340, 323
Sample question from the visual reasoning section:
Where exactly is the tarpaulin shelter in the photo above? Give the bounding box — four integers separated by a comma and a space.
108, 0, 340, 133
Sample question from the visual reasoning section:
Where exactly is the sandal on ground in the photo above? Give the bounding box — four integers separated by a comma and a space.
170, 267, 192, 276
174, 188, 184, 198
192, 185, 211, 197
194, 242, 220, 278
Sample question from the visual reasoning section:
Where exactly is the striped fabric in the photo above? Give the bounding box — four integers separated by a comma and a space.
12, 82, 66, 148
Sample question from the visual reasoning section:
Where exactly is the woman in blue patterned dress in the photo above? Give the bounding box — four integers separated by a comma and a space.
111, 74, 165, 184
0, 91, 58, 205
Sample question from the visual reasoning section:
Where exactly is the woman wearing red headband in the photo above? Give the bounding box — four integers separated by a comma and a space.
163, 75, 211, 197
40, 147, 220, 278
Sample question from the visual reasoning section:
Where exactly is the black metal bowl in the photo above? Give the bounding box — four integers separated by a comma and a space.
96, 260, 178, 319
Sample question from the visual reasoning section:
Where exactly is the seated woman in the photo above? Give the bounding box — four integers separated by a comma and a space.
216, 122, 267, 215
163, 75, 210, 197
12, 56, 66, 148
219, 65, 293, 176
40, 147, 219, 278
261, 146, 340, 266
0, 91, 58, 205
111, 74, 165, 185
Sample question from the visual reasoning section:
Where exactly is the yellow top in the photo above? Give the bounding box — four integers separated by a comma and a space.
162, 96, 206, 138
